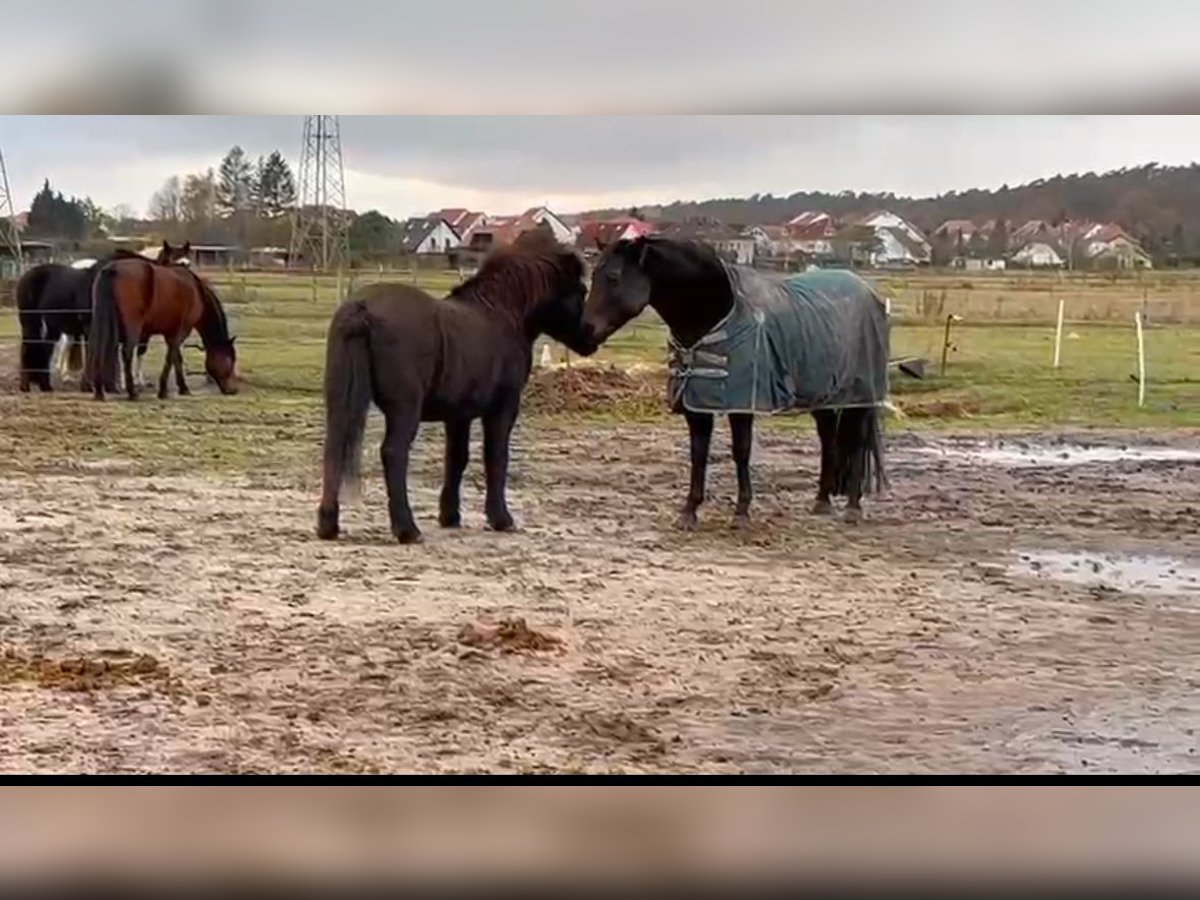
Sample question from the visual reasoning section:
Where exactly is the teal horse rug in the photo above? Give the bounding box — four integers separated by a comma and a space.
667, 265, 890, 416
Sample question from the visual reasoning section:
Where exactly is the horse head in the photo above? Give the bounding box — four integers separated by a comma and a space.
205, 335, 239, 395
582, 237, 656, 345
158, 240, 192, 267
529, 243, 598, 357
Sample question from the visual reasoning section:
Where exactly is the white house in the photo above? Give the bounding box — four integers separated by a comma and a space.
855, 210, 932, 266
1011, 241, 1064, 268
400, 217, 461, 254
515, 206, 575, 244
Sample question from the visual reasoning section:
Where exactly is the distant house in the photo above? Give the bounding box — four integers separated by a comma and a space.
660, 217, 755, 265
1080, 223, 1153, 269
513, 207, 574, 244
465, 207, 574, 252
785, 211, 838, 256
576, 217, 655, 252
399, 217, 460, 254
1011, 241, 1064, 268
851, 210, 931, 266
744, 225, 799, 257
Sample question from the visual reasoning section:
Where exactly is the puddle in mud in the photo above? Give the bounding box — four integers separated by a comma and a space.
910, 441, 1200, 468
1011, 550, 1200, 597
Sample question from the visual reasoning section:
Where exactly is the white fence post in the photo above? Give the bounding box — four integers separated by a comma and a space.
1052, 297, 1065, 369
1135, 311, 1147, 408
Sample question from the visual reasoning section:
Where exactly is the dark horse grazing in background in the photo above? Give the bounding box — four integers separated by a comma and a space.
318, 230, 598, 545
16, 242, 190, 392
583, 236, 889, 528
89, 245, 237, 401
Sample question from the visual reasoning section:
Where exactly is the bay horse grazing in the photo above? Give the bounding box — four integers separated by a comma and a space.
15, 242, 190, 392
317, 231, 598, 544
88, 248, 237, 401
582, 236, 889, 527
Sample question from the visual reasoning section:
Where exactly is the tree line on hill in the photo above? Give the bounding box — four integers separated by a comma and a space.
587, 162, 1200, 266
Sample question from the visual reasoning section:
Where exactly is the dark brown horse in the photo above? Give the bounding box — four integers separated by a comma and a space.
317, 231, 598, 544
88, 248, 237, 401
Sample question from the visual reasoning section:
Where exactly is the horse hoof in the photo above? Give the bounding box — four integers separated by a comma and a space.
811, 500, 834, 516
675, 512, 698, 531
843, 507, 863, 524
157, 391, 169, 401
731, 513, 751, 531
394, 527, 423, 545
487, 515, 516, 533
316, 508, 339, 540
439, 512, 462, 529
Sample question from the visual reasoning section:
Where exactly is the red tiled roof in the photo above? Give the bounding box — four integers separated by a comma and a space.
577, 218, 654, 249
433, 208, 472, 229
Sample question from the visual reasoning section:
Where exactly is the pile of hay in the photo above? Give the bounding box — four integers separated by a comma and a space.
524, 363, 667, 417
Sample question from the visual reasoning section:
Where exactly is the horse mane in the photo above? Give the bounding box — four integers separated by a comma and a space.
448, 231, 581, 325
619, 235, 728, 281
183, 269, 233, 345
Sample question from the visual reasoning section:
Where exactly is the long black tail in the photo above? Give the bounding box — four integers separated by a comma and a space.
88, 264, 121, 397
321, 300, 375, 501
833, 406, 888, 497
16, 267, 52, 389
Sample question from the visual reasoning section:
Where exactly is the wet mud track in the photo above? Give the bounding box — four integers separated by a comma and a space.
1, 423, 1198, 773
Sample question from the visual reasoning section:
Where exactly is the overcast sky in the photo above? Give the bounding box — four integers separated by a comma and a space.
5, 116, 1200, 220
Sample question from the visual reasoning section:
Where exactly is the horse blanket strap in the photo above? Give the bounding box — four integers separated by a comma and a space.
667, 265, 890, 415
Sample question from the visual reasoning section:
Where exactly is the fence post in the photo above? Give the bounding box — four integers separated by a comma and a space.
311, 272, 318, 303
336, 267, 343, 300
1135, 310, 1147, 408
1052, 297, 1065, 369
940, 313, 958, 376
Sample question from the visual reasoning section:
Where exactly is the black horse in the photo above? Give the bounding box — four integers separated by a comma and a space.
583, 236, 889, 528
317, 230, 598, 544
16, 242, 189, 392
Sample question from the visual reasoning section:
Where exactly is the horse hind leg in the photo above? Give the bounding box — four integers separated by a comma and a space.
120, 333, 141, 401
135, 340, 150, 388
379, 407, 423, 544
811, 410, 837, 515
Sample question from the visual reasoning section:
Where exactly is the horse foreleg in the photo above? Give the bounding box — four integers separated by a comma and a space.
172, 343, 190, 396
438, 418, 472, 528
380, 409, 422, 544
482, 399, 520, 533
730, 412, 755, 530
812, 409, 837, 515
677, 411, 714, 530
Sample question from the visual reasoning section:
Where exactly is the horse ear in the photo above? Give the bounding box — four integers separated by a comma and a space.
182, 241, 191, 254
633, 236, 651, 267
162, 240, 171, 251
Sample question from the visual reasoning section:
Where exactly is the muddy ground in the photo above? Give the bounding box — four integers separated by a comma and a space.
1, 420, 1198, 774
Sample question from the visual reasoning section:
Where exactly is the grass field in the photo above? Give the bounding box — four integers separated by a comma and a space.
0, 266, 1196, 477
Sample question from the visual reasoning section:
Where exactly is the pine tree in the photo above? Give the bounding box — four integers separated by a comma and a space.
216, 145, 253, 219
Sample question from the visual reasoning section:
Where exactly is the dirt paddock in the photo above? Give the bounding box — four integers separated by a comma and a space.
1, 417, 1198, 773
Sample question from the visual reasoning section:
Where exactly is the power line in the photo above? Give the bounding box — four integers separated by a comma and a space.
288, 115, 349, 273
